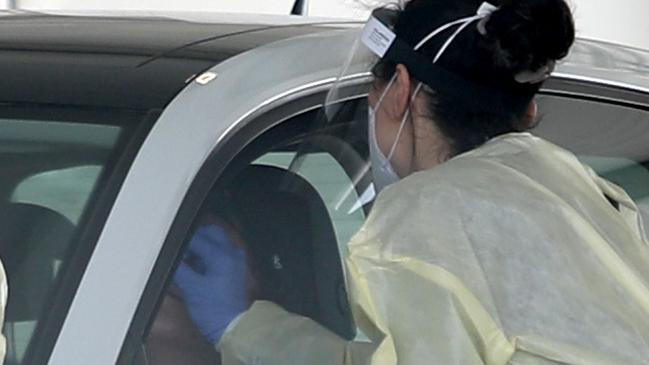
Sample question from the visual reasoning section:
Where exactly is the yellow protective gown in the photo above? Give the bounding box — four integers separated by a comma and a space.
218, 133, 649, 365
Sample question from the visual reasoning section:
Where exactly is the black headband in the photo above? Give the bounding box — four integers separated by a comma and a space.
369, 6, 531, 106
383, 33, 530, 106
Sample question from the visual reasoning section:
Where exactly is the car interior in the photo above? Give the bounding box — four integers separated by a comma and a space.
0, 115, 123, 365
144, 105, 365, 364
229, 164, 354, 337
533, 95, 649, 221
144, 167, 356, 365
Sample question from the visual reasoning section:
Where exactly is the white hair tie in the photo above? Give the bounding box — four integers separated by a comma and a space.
476, 2, 498, 36
515, 61, 556, 84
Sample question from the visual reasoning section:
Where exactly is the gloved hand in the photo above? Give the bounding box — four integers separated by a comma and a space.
173, 224, 248, 344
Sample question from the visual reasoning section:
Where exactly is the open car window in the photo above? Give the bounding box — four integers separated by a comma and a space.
533, 95, 649, 222
142, 99, 369, 364
254, 149, 366, 258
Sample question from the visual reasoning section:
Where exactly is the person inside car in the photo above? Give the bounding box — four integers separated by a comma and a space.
175, 0, 649, 363
146, 212, 247, 365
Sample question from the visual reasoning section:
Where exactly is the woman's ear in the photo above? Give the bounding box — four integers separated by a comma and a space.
518, 100, 539, 130
388, 64, 412, 122
513, 100, 539, 132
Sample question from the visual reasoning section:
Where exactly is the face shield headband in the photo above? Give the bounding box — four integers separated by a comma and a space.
363, 2, 531, 107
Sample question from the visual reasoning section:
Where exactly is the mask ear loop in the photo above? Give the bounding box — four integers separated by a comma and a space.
371, 74, 397, 169
374, 75, 396, 111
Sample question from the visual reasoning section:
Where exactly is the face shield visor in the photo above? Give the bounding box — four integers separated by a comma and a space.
283, 2, 499, 219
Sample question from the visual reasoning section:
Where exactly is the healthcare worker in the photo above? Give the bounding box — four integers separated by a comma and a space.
175, 0, 649, 363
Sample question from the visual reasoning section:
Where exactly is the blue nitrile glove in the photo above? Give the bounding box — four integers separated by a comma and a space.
173, 225, 248, 344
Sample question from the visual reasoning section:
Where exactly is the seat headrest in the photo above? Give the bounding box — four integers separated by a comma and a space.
223, 164, 355, 339
0, 203, 75, 322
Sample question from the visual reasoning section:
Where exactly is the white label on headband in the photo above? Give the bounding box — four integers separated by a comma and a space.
361, 16, 396, 58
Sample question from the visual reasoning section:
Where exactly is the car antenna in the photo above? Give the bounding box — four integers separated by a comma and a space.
291, 0, 309, 16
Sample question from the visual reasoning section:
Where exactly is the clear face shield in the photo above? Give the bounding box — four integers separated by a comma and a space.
282, 2, 499, 220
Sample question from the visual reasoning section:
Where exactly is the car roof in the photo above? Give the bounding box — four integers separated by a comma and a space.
0, 11, 352, 110
0, 11, 351, 58
556, 38, 649, 95
1, 11, 647, 111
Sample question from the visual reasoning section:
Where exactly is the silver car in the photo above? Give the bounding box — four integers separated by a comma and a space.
1, 10, 648, 365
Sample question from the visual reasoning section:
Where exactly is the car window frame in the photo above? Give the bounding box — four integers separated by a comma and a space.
107, 94, 339, 363
542, 77, 649, 110
116, 81, 377, 364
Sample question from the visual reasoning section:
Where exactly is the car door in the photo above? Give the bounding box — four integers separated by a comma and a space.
44, 28, 364, 365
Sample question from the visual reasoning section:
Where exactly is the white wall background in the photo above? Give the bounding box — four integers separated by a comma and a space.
2, 0, 649, 50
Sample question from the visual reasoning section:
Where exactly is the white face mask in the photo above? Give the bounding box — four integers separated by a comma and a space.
368, 75, 418, 193
368, 105, 401, 193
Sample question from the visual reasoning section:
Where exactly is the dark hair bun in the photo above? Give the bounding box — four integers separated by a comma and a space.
484, 0, 575, 74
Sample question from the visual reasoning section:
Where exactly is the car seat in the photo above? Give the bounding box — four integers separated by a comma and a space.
580, 156, 649, 225
0, 203, 74, 363
228, 164, 355, 340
